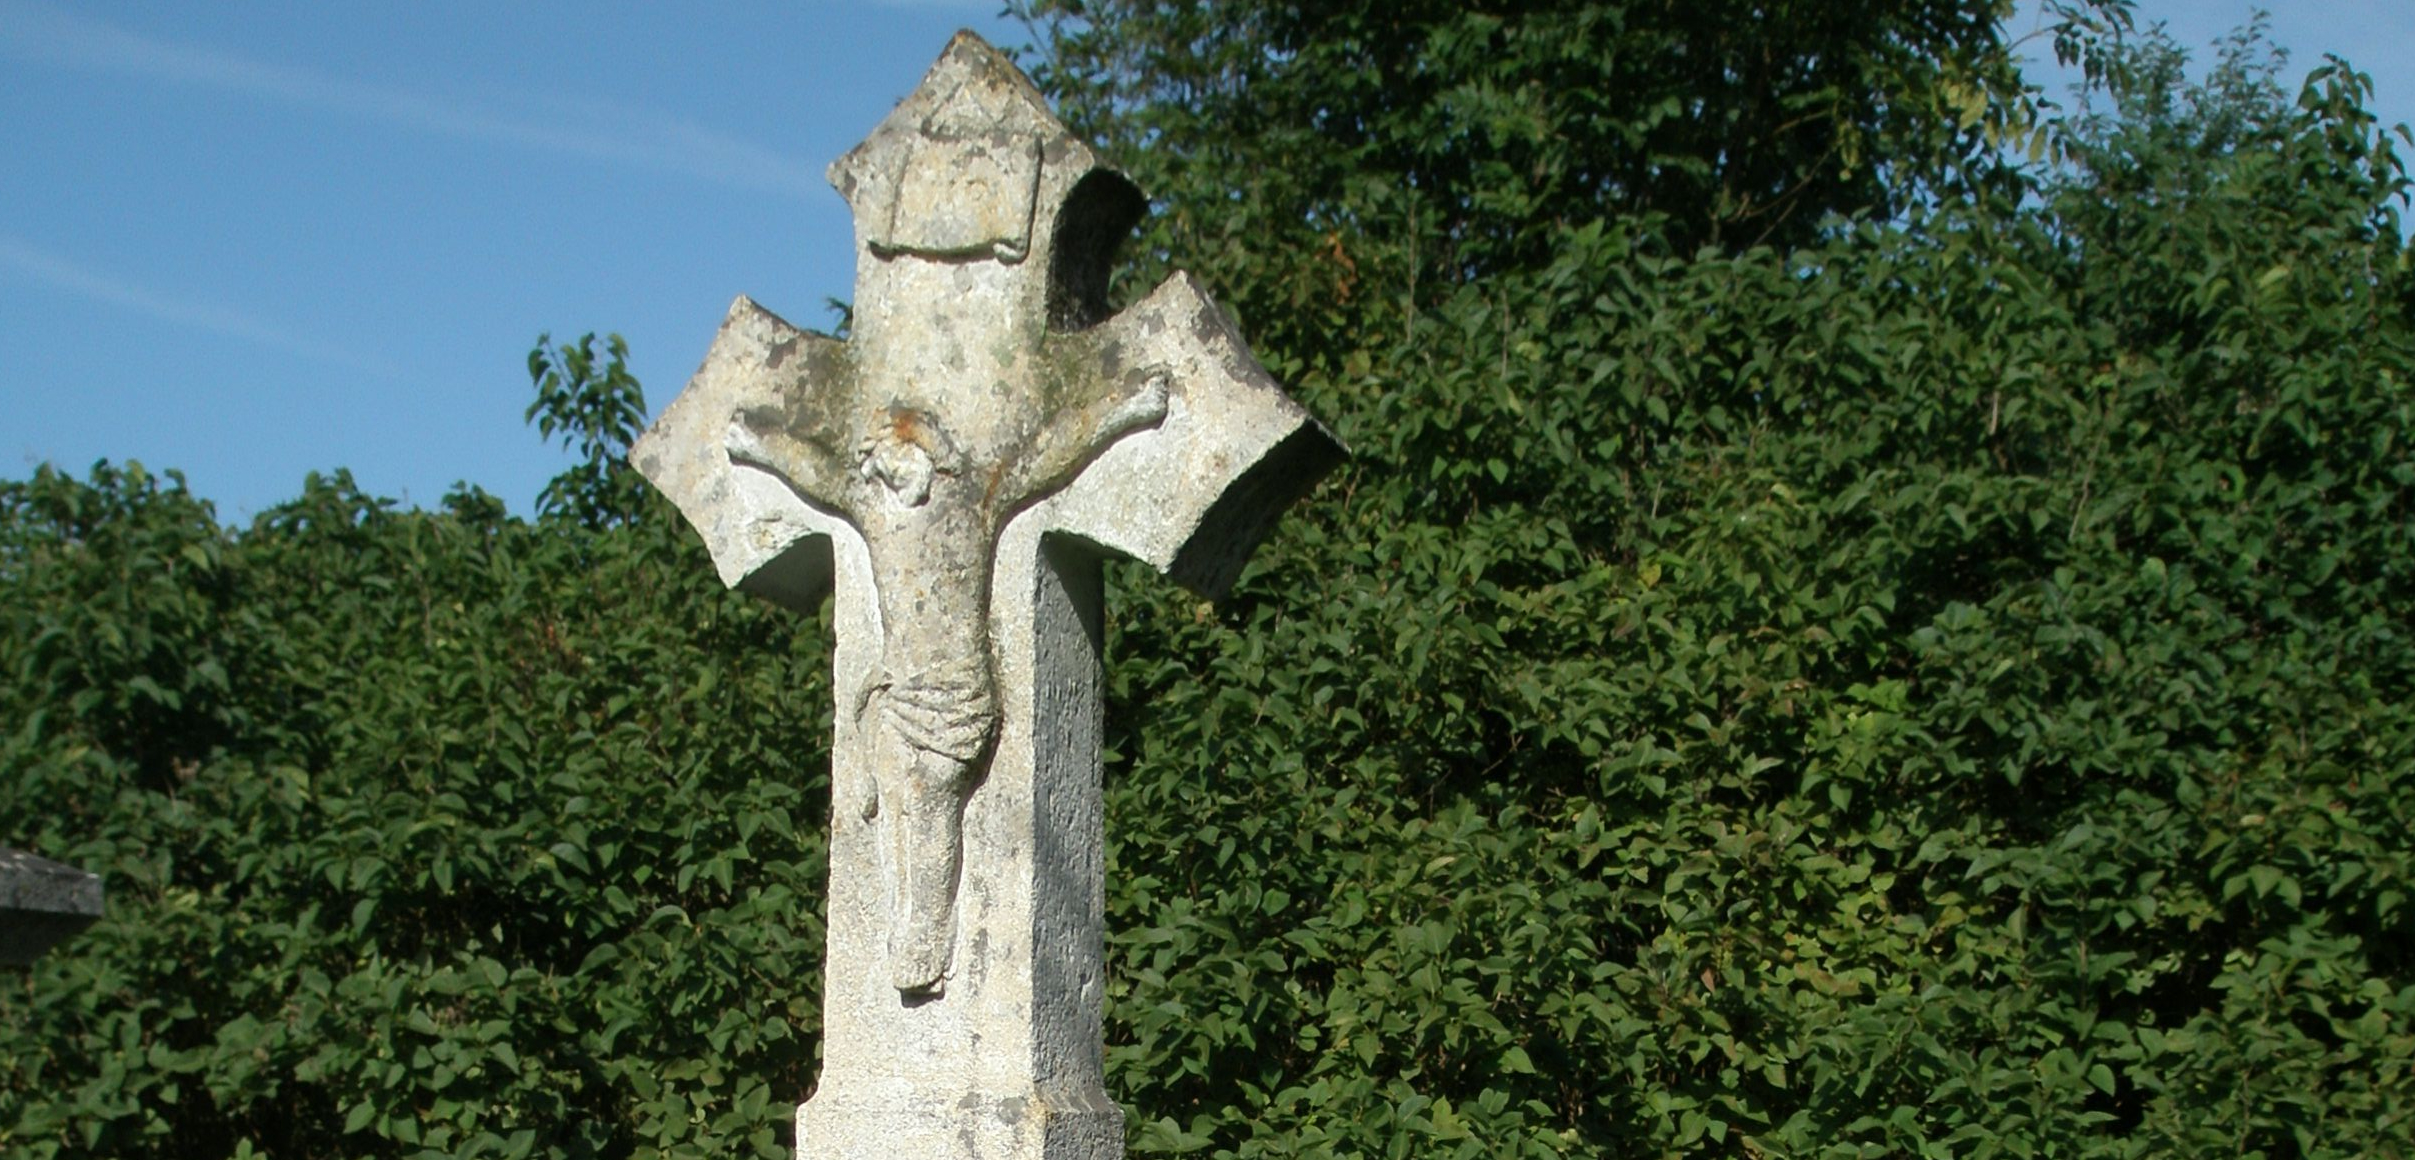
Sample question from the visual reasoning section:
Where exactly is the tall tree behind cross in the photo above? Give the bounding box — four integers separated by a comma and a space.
631, 32, 1339, 1160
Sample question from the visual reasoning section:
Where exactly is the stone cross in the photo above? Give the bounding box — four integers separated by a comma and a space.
0, 848, 104, 966
630, 32, 1339, 1160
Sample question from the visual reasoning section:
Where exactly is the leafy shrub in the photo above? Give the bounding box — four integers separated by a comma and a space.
2, 464, 835, 1156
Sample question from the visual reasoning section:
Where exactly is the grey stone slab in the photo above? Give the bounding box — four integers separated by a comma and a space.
0, 848, 104, 966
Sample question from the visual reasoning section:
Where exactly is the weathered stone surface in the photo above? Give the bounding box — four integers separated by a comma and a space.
0, 848, 104, 966
631, 30, 1339, 1160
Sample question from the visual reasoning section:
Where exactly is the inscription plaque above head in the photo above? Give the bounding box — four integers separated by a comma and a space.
831, 34, 1057, 263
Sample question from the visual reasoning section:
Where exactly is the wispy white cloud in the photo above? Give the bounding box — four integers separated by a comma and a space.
864, 0, 1008, 11
0, 234, 404, 380
0, 0, 823, 196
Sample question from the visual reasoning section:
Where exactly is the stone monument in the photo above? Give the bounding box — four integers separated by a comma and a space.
0, 848, 104, 966
630, 31, 1339, 1160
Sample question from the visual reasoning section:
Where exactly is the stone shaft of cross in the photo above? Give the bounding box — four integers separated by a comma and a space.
632, 31, 1338, 1160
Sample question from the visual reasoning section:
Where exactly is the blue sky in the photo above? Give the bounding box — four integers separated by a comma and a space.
4, 1, 2410, 524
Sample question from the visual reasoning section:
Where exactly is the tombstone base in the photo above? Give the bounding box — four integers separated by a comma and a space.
0, 911, 99, 966
797, 1081, 1122, 1160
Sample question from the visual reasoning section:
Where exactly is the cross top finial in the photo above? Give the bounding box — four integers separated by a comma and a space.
828, 33, 1145, 330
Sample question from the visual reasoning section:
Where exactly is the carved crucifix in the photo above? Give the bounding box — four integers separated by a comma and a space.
631, 32, 1338, 1160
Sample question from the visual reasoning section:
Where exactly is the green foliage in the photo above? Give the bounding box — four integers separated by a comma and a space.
1024, 0, 2046, 256
527, 333, 651, 529
7, 5, 2415, 1158
1052, 6, 2415, 1156
1013, 0, 2097, 394
1, 463, 834, 1157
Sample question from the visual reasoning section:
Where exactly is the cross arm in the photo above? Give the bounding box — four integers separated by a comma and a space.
631, 296, 859, 611
1043, 272, 1345, 599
